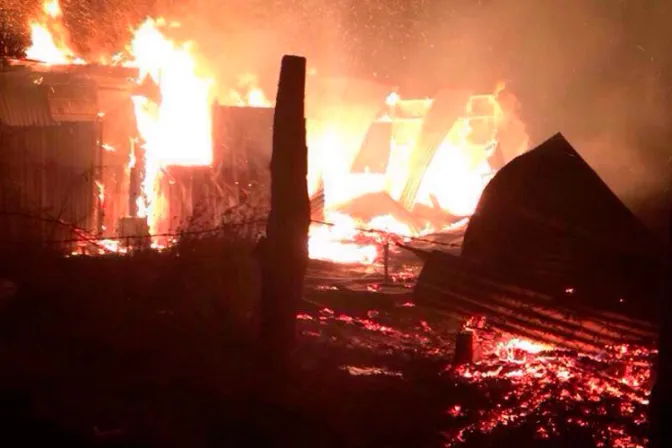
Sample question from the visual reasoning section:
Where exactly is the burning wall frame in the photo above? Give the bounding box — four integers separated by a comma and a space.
0, 61, 139, 253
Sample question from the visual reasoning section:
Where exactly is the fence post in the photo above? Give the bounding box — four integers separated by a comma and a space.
383, 239, 390, 285
258, 55, 310, 387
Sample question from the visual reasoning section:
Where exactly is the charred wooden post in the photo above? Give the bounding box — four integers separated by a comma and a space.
649, 211, 671, 448
258, 55, 310, 377
128, 138, 144, 218
383, 240, 390, 285
96, 116, 105, 236
453, 330, 478, 365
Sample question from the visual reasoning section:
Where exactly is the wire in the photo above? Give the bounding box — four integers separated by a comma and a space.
310, 219, 463, 248
1, 211, 462, 249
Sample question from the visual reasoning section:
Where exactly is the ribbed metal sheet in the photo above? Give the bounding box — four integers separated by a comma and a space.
0, 76, 54, 127
0, 71, 98, 127
0, 121, 100, 251
0, 66, 138, 250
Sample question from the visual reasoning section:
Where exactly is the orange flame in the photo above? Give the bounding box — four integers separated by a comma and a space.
223, 73, 273, 107
26, 0, 84, 65
24, 3, 528, 262
307, 89, 522, 265
127, 18, 214, 235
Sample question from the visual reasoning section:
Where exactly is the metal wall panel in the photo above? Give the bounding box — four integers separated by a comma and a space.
0, 122, 99, 251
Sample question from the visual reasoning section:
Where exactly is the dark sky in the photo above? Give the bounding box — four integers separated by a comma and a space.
2, 0, 672, 232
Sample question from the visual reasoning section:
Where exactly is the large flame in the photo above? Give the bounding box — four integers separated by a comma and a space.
25, 2, 527, 261
307, 88, 517, 265
414, 93, 503, 217
127, 18, 214, 236
26, 0, 84, 65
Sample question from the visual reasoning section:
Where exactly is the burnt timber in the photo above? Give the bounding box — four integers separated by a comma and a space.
258, 55, 310, 380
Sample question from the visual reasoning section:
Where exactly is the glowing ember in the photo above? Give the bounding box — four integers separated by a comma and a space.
341, 365, 403, 377
297, 307, 653, 447
444, 319, 654, 447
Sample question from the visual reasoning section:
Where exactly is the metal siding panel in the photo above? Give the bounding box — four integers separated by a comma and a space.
0, 78, 54, 127
0, 122, 98, 251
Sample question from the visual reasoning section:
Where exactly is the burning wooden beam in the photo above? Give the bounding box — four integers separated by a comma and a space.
648, 211, 672, 448
398, 89, 472, 210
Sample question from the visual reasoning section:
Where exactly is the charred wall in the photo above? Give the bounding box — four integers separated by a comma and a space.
0, 64, 137, 253
0, 122, 99, 252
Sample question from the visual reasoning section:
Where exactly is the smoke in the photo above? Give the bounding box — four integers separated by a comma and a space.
393, 1, 672, 221
156, 2, 671, 199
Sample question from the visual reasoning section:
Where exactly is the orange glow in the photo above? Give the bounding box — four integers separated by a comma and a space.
414, 94, 503, 216
308, 213, 379, 264
223, 73, 273, 107
24, 5, 528, 261
307, 88, 522, 264
127, 18, 214, 235
26, 0, 84, 65
445, 317, 654, 447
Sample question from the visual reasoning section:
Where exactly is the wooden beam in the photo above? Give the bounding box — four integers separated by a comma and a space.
649, 212, 671, 448
258, 55, 310, 378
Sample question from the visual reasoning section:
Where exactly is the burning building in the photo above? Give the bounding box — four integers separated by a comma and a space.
2, 0, 532, 260
0, 61, 138, 253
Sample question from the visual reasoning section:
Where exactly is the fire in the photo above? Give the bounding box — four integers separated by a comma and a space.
308, 213, 379, 265
127, 18, 214, 235
414, 103, 499, 217
26, 0, 84, 65
223, 73, 273, 107
23, 3, 527, 261
307, 88, 519, 265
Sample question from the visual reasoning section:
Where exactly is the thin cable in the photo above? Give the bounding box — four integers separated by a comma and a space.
2, 211, 463, 249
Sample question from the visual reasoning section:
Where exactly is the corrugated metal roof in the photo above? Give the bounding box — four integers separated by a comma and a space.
0, 71, 99, 127
0, 76, 54, 127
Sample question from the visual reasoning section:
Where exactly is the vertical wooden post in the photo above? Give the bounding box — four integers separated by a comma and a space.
258, 55, 310, 379
649, 210, 672, 448
383, 240, 390, 285
96, 117, 105, 237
